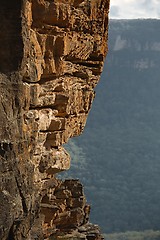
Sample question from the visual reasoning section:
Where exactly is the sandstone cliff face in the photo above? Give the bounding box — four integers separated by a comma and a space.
0, 1, 110, 239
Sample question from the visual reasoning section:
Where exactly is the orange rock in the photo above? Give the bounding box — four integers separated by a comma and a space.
0, 0, 109, 239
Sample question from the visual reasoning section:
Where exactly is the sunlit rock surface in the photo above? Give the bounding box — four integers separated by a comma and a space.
0, 0, 110, 239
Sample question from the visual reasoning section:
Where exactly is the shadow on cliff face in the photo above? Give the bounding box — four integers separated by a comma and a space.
0, 0, 23, 73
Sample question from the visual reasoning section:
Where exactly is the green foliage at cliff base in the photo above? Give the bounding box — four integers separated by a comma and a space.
104, 230, 160, 240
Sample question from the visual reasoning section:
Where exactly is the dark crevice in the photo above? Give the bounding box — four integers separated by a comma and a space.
64, 59, 101, 68
88, 54, 104, 62
7, 223, 15, 240
75, 62, 101, 68
39, 129, 64, 133
0, 142, 13, 158
0, 0, 23, 73
29, 105, 57, 111
15, 177, 28, 215
7, 220, 22, 240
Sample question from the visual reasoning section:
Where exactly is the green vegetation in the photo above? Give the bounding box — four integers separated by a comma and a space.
59, 20, 160, 235
104, 230, 160, 240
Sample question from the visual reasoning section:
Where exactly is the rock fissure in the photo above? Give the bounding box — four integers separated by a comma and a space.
15, 177, 28, 215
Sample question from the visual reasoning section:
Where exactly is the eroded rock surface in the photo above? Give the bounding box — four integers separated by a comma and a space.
0, 0, 110, 239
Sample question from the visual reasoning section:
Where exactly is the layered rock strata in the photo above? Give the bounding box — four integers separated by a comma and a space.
0, 0, 110, 239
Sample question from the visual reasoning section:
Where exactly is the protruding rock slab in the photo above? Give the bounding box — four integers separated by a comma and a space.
0, 0, 110, 239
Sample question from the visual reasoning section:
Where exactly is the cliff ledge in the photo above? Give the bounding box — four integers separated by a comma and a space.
0, 1, 110, 239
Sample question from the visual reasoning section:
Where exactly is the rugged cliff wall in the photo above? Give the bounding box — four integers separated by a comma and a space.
0, 1, 110, 239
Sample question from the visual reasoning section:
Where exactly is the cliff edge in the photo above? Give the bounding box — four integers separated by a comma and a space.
0, 1, 110, 239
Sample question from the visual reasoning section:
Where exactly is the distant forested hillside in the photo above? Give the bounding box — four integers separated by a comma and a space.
104, 230, 160, 240
59, 19, 160, 234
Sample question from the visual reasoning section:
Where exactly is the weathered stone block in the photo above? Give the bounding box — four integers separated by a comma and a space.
0, 0, 109, 239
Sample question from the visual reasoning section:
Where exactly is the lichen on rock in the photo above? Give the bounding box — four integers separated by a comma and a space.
0, 0, 110, 239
